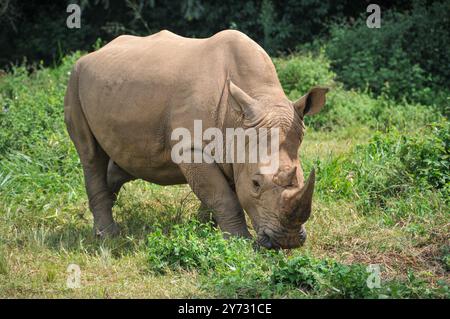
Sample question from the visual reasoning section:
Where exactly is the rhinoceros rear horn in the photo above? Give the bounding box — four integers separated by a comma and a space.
229, 80, 261, 121
293, 168, 316, 223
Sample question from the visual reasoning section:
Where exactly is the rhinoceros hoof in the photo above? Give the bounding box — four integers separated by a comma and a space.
94, 222, 120, 238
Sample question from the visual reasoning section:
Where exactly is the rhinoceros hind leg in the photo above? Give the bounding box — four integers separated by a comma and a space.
81, 154, 120, 238
64, 69, 119, 238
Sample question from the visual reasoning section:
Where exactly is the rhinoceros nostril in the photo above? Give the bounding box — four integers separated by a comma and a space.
258, 233, 273, 249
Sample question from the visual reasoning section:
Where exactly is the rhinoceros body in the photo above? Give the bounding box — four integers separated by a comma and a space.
64, 30, 328, 248
69, 30, 282, 183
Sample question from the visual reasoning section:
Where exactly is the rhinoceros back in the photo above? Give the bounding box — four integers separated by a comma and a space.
70, 30, 282, 183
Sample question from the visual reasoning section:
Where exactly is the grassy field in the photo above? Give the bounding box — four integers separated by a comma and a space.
0, 52, 448, 298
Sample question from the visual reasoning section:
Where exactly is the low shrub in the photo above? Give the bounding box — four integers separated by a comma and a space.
274, 52, 440, 131
353, 119, 449, 205
148, 221, 277, 297
306, 87, 438, 132
147, 221, 258, 275
273, 50, 335, 100
147, 221, 449, 298
272, 254, 375, 298
399, 120, 449, 192
314, 119, 449, 219
0, 53, 80, 155
0, 53, 85, 213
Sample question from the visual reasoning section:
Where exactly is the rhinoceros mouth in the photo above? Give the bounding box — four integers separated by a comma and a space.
257, 227, 306, 250
257, 231, 278, 249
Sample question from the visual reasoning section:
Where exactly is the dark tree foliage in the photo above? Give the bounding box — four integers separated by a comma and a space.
0, 0, 413, 68
326, 0, 450, 105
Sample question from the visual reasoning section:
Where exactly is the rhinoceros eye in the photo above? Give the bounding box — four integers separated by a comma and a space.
252, 177, 262, 193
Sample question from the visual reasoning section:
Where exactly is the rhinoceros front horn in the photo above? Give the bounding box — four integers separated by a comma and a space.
293, 168, 316, 223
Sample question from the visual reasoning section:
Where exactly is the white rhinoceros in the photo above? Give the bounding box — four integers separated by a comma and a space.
64, 30, 328, 249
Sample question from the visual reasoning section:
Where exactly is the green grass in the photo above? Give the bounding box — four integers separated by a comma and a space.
0, 52, 448, 298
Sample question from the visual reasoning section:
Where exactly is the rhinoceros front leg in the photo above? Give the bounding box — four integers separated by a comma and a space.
197, 201, 217, 226
179, 162, 251, 238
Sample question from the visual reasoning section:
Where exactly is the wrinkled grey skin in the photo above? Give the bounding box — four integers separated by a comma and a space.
64, 30, 328, 249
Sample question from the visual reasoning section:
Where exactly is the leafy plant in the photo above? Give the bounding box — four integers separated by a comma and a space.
147, 221, 258, 274
272, 254, 377, 298
274, 50, 335, 100
147, 221, 449, 298
314, 119, 449, 223
326, 1, 450, 108
399, 120, 450, 192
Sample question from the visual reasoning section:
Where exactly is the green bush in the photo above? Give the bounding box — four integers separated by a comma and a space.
399, 120, 450, 192
147, 221, 258, 274
274, 52, 440, 131
354, 119, 449, 202
326, 1, 450, 108
0, 53, 80, 154
0, 52, 84, 212
314, 119, 449, 220
147, 220, 278, 297
273, 50, 335, 100
308, 87, 438, 132
272, 254, 375, 298
273, 255, 448, 298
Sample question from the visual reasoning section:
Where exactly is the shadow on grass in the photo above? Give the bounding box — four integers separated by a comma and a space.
40, 185, 201, 256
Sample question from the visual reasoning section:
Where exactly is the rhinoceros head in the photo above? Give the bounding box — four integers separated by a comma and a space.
229, 81, 328, 249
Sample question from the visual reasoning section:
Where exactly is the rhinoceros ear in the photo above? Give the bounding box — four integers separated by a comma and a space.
229, 80, 261, 120
293, 87, 329, 116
